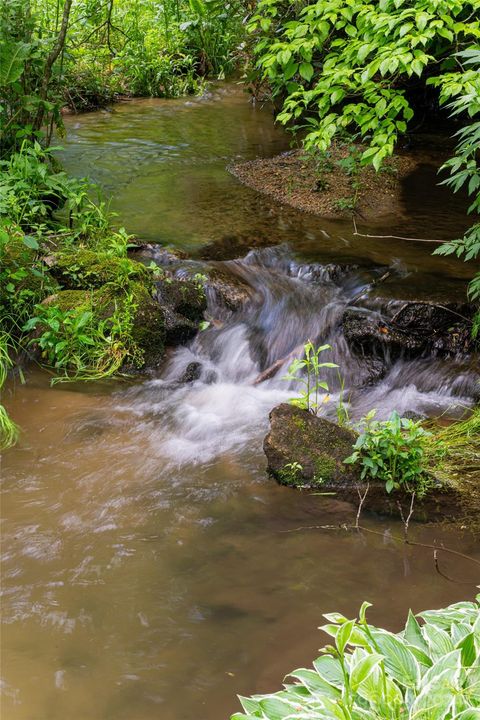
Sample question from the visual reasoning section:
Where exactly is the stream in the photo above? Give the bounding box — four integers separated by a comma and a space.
1, 83, 479, 720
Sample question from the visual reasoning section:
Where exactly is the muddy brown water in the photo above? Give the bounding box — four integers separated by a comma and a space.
1, 83, 479, 720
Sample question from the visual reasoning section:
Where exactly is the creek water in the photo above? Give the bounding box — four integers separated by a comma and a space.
1, 83, 479, 720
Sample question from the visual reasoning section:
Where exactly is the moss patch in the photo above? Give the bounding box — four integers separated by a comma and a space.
51, 249, 152, 290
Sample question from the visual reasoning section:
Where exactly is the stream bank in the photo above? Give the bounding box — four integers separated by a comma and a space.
229, 146, 418, 220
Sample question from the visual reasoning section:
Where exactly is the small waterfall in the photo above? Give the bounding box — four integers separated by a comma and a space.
120, 246, 478, 466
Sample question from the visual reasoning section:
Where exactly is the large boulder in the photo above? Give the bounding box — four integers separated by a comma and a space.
264, 403, 360, 486
264, 403, 465, 522
41, 284, 166, 369
343, 301, 476, 360
49, 249, 152, 289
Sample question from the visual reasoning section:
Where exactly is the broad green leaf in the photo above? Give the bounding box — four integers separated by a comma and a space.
313, 655, 344, 689
372, 630, 420, 688
22, 235, 39, 250
288, 668, 340, 698
0, 41, 29, 86
404, 610, 428, 652
350, 653, 383, 692
299, 62, 314, 81
457, 632, 477, 667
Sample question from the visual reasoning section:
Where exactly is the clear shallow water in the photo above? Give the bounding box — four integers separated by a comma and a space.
58, 84, 472, 289
2, 83, 480, 720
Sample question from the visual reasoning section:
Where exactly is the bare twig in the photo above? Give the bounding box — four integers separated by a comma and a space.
281, 523, 480, 568
396, 492, 415, 541
352, 217, 444, 243
355, 483, 369, 529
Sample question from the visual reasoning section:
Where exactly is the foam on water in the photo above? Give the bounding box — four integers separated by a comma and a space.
115, 245, 477, 467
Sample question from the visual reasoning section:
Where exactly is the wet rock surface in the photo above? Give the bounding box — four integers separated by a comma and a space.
264, 404, 468, 522
154, 274, 207, 347
264, 404, 360, 486
343, 301, 476, 360
204, 266, 253, 315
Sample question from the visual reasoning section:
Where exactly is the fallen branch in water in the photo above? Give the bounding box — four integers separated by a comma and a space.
352, 217, 444, 243
253, 343, 304, 385
433, 549, 476, 585
280, 523, 480, 568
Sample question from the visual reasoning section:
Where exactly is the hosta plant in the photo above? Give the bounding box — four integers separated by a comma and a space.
231, 597, 480, 720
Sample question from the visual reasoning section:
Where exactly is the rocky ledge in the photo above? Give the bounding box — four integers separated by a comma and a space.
264, 403, 467, 523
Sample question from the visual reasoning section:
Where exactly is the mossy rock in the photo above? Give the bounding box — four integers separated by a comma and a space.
128, 282, 165, 368
50, 249, 153, 290
45, 283, 165, 369
264, 403, 360, 487
0, 238, 60, 331
264, 403, 468, 522
155, 274, 206, 323
154, 274, 207, 345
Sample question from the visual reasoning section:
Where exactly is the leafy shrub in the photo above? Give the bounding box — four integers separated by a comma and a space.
231, 597, 480, 720
0, 332, 19, 449
344, 410, 435, 496
432, 48, 480, 334
248, 0, 480, 169
115, 41, 202, 98
0, 142, 83, 230
23, 292, 143, 383
0, 222, 57, 331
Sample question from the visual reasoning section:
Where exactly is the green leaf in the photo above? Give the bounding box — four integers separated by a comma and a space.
457, 632, 476, 667
299, 62, 314, 81
372, 630, 420, 688
312, 655, 344, 688
404, 610, 429, 653
350, 653, 383, 692
0, 41, 29, 86
336, 619, 355, 654
22, 235, 39, 250
259, 697, 295, 719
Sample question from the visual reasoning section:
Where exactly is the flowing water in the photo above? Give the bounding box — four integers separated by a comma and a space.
2, 83, 479, 720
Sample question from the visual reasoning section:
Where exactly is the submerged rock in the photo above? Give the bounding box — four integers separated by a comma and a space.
179, 361, 202, 383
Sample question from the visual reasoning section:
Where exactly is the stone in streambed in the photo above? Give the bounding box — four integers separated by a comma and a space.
263, 403, 360, 486
342, 301, 476, 360
264, 403, 466, 523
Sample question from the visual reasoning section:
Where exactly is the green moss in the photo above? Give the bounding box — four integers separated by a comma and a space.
312, 455, 337, 484
52, 249, 152, 290
49, 289, 93, 313
292, 415, 308, 431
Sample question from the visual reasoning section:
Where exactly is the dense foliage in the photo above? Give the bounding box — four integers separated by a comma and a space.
231, 597, 480, 720
0, 0, 247, 154
344, 410, 435, 497
433, 49, 480, 327
0, 143, 155, 385
248, 0, 480, 316
248, 0, 479, 167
